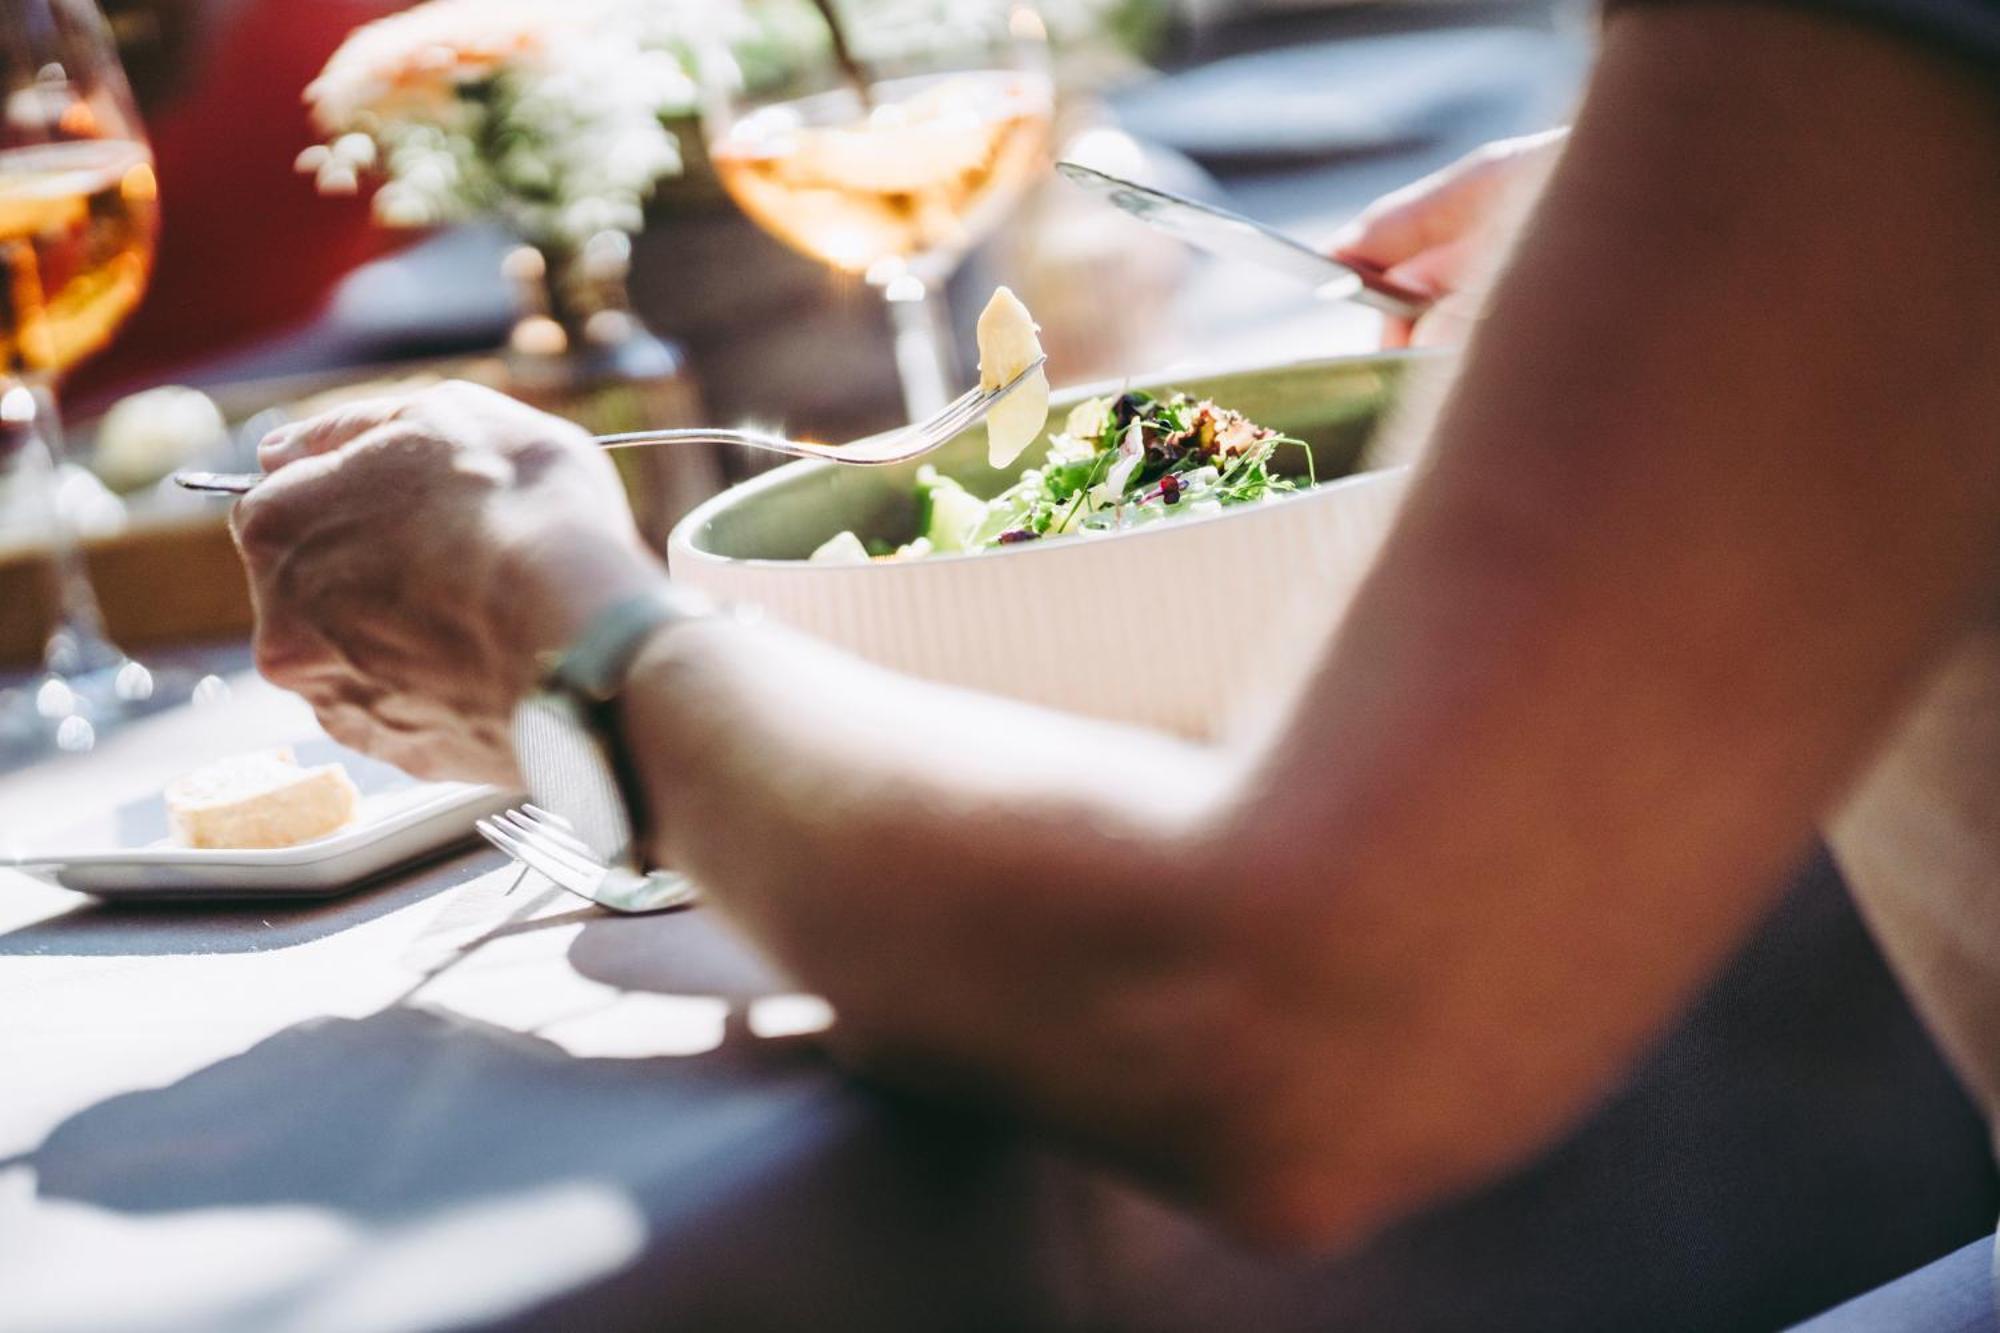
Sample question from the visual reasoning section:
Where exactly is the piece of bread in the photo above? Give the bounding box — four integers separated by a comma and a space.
165, 748, 361, 850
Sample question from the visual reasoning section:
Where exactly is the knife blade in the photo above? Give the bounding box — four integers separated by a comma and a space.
1055, 161, 1432, 322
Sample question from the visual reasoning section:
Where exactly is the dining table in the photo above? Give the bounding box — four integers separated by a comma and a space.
0, 653, 1081, 1330
4, 656, 1998, 1331
5, 7, 2000, 1330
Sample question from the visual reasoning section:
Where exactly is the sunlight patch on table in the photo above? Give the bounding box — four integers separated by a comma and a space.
413, 919, 732, 1058
542, 992, 730, 1058
0, 1166, 358, 1332
295, 1182, 647, 1330
747, 993, 836, 1039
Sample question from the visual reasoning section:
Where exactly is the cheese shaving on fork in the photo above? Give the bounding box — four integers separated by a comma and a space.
976, 286, 1049, 469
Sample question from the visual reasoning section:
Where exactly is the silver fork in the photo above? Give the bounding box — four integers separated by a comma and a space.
172, 356, 1048, 495
475, 803, 698, 916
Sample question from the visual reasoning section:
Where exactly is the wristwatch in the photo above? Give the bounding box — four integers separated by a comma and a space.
510, 586, 713, 871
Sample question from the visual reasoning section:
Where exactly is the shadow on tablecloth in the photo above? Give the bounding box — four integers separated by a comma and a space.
15, 850, 1998, 1332
21, 999, 1057, 1332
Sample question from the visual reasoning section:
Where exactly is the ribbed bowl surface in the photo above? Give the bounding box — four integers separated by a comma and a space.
669, 354, 1420, 739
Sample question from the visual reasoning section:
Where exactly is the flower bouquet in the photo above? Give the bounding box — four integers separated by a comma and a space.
299, 0, 1168, 251
299, 0, 705, 249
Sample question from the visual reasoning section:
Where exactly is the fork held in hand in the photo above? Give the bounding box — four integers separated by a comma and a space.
172, 356, 1049, 496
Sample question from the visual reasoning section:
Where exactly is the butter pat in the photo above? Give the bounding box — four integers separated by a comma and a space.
976, 286, 1049, 469
166, 748, 361, 850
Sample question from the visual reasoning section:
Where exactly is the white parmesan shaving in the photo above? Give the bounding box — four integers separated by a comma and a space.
976, 286, 1049, 469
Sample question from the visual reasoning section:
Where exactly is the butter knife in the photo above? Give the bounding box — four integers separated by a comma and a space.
1055, 161, 1432, 322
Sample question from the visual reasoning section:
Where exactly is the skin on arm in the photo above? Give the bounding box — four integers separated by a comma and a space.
232, 4, 2000, 1249
1210, 7, 2000, 1237
618, 5, 2000, 1244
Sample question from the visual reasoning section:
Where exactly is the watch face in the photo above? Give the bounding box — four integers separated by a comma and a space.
510, 694, 637, 868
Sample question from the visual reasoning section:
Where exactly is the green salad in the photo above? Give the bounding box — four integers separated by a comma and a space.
811, 389, 1313, 562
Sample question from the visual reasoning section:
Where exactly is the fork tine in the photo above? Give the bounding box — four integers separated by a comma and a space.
474, 817, 514, 859
868, 352, 1048, 446
842, 391, 979, 456
845, 399, 986, 463
476, 816, 540, 867
513, 805, 702, 916
987, 354, 1048, 400
477, 817, 594, 894
584, 355, 1049, 466
498, 808, 605, 872
481, 812, 688, 915
935, 355, 1047, 436
930, 379, 1002, 431
936, 382, 987, 418
924, 395, 987, 441
510, 808, 600, 860
522, 802, 577, 831
497, 811, 610, 882
520, 804, 606, 857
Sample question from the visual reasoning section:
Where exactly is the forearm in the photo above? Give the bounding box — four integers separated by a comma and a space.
621, 617, 1278, 1190
1204, 3, 2000, 1234
604, 2, 2000, 1249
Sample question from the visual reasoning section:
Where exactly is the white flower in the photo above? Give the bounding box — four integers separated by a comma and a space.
316, 163, 360, 196
331, 132, 377, 169
371, 180, 437, 228
302, 0, 703, 247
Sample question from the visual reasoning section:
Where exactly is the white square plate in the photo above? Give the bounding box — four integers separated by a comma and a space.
2, 739, 517, 901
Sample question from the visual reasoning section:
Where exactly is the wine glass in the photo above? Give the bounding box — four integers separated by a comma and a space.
0, 0, 173, 762
701, 0, 1052, 421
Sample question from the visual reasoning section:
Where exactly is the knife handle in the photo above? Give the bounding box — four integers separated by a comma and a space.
1339, 257, 1434, 323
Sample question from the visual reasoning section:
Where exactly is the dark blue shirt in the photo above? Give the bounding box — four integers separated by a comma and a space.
1611, 0, 2000, 67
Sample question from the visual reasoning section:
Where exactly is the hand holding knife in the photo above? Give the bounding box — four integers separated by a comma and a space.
1054, 161, 1434, 322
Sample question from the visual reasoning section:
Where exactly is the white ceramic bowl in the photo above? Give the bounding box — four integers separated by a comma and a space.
668, 354, 1418, 740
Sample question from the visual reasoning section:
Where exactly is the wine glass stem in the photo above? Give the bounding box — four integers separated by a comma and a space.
9, 379, 124, 676
883, 277, 957, 422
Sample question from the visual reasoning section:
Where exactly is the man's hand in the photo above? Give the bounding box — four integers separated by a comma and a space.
1330, 128, 1566, 348
230, 381, 662, 784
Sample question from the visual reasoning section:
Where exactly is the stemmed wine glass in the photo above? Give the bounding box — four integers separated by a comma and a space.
701, 0, 1053, 421
0, 0, 176, 762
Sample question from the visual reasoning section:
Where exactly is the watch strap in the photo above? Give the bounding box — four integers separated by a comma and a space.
519, 585, 713, 870
548, 585, 713, 702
